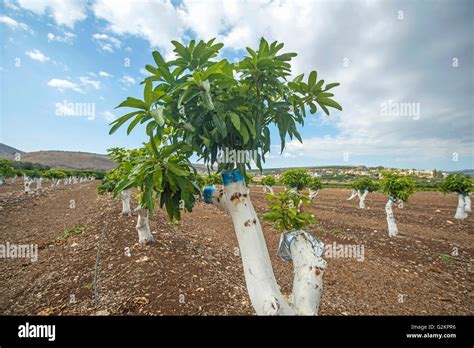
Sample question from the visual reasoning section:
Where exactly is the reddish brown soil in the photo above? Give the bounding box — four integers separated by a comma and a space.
0, 181, 472, 315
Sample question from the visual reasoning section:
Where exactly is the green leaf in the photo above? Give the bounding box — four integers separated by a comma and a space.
109, 111, 142, 134
167, 162, 189, 176
126, 115, 143, 135
318, 97, 343, 111
240, 123, 249, 144
229, 113, 241, 131
152, 50, 166, 67
144, 80, 152, 106
150, 107, 165, 126
116, 97, 147, 110
308, 71, 317, 87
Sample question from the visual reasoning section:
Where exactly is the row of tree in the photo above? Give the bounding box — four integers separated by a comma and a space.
0, 159, 103, 192
259, 169, 472, 235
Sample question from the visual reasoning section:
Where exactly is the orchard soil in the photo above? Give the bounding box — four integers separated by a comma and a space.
0, 180, 472, 315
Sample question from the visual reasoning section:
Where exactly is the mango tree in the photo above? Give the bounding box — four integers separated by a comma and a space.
262, 189, 325, 314
350, 177, 379, 209
110, 38, 341, 315
307, 176, 322, 201
0, 160, 15, 185
379, 171, 415, 237
43, 170, 66, 188
261, 175, 276, 194
280, 169, 311, 192
438, 174, 473, 220
24, 170, 42, 192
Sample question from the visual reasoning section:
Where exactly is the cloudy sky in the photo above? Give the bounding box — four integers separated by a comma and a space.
0, 0, 472, 171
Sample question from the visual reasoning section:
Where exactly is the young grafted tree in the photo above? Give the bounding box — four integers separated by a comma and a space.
438, 174, 473, 221
109, 38, 341, 315
261, 175, 276, 194
347, 188, 358, 201
307, 176, 322, 201
43, 170, 66, 188
379, 171, 415, 237
0, 160, 15, 185
280, 169, 311, 192
262, 189, 325, 315
350, 177, 379, 209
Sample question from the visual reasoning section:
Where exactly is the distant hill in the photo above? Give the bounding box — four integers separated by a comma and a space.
0, 143, 115, 171
0, 143, 24, 158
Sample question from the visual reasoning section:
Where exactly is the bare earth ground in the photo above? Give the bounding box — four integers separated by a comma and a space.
0, 181, 472, 315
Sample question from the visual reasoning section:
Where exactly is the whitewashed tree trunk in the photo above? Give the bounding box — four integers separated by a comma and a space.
135, 206, 155, 244
385, 197, 398, 237
36, 178, 42, 191
121, 189, 132, 216
464, 193, 471, 213
308, 189, 319, 201
24, 179, 32, 193
55, 179, 61, 187
455, 193, 467, 220
347, 189, 357, 200
204, 171, 326, 315
358, 189, 368, 209
12, 175, 17, 184
265, 185, 274, 194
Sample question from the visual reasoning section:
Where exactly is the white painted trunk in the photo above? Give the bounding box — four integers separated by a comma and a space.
308, 189, 319, 201
36, 178, 42, 191
12, 175, 17, 184
455, 193, 467, 220
135, 206, 155, 244
265, 185, 274, 194
24, 180, 31, 193
289, 233, 326, 315
464, 194, 471, 213
204, 171, 326, 315
347, 189, 357, 200
385, 198, 398, 237
55, 179, 61, 187
358, 189, 368, 209
121, 189, 132, 216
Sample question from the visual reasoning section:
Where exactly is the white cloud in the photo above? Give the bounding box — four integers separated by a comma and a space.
101, 111, 116, 122
99, 71, 112, 77
47, 31, 76, 44
79, 76, 101, 90
0, 15, 30, 31
47, 78, 83, 93
92, 33, 121, 53
120, 75, 136, 87
25, 49, 50, 62
16, 0, 87, 28
48, 75, 101, 93
92, 0, 184, 56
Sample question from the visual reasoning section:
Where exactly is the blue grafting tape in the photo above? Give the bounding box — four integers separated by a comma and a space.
221, 169, 245, 186
390, 196, 397, 202
231, 168, 244, 183
203, 186, 216, 204
221, 170, 233, 186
